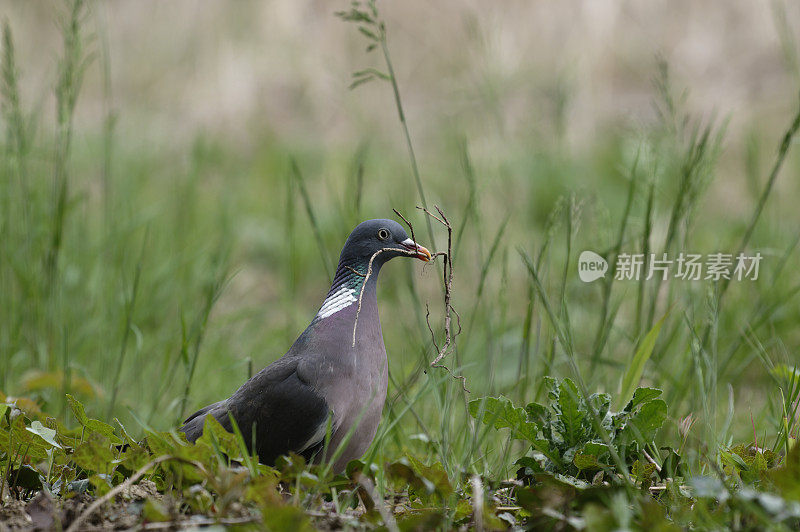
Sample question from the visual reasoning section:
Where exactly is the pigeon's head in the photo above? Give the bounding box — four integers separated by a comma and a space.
340, 219, 432, 266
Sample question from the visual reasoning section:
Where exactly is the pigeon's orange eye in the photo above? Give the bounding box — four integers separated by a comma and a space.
377, 228, 390, 241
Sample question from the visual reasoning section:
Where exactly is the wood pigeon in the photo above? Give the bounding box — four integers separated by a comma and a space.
180, 219, 431, 472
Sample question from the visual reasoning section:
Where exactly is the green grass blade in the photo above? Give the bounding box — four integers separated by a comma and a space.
618, 313, 667, 409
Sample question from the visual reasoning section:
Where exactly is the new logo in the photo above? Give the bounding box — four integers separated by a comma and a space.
578, 250, 608, 282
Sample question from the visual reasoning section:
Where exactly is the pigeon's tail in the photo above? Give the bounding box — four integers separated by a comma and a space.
180, 400, 228, 442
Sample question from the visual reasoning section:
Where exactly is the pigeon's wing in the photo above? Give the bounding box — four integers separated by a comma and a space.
180, 355, 331, 465
180, 400, 231, 444
182, 400, 227, 426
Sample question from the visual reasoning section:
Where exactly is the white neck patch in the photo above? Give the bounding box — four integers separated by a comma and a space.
316, 285, 357, 320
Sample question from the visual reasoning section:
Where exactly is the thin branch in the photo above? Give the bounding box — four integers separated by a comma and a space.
418, 206, 454, 363
344, 265, 366, 277
352, 246, 420, 347
414, 205, 468, 392
453, 307, 463, 336
425, 304, 440, 353
392, 208, 416, 245
66, 455, 209, 532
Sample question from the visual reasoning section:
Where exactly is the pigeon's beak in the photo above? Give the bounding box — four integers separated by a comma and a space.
400, 238, 432, 262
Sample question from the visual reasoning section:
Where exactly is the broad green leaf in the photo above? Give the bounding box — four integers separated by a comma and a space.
724, 444, 778, 483
515, 456, 544, 474
516, 475, 585, 512
196, 415, 241, 461
748, 451, 769, 475
245, 474, 282, 508
627, 399, 667, 442
114, 418, 141, 447
3, 416, 50, 463
66, 394, 89, 425
146, 430, 209, 481
581, 441, 609, 458
574, 451, 600, 471
454, 498, 472, 522
544, 376, 559, 398
276, 452, 309, 482
66, 394, 121, 444
659, 447, 683, 480
406, 454, 452, 498
468, 396, 523, 430
72, 433, 115, 474
531, 439, 563, 468
296, 470, 321, 490
626, 387, 663, 411
588, 393, 612, 420
631, 459, 657, 482
86, 419, 121, 444
468, 396, 537, 442
89, 473, 113, 497
145, 430, 181, 456
387, 460, 431, 493
344, 459, 367, 480
146, 430, 208, 483
26, 421, 62, 449
618, 314, 667, 409
524, 402, 548, 427
556, 379, 584, 447
120, 442, 151, 472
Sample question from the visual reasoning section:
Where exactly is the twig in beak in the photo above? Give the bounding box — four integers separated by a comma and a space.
393, 208, 417, 247
352, 246, 421, 347
415, 205, 468, 392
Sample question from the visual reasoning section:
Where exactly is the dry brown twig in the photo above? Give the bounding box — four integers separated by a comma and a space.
344, 265, 366, 277
351, 246, 421, 347
66, 455, 210, 532
350, 207, 466, 391
390, 207, 464, 390
415, 205, 467, 392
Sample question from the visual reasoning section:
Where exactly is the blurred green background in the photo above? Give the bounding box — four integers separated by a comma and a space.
1, 1, 799, 476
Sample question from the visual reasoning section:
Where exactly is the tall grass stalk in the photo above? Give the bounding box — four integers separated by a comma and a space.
718, 231, 800, 378
589, 157, 637, 369
694, 96, 800, 380
106, 234, 146, 418
46, 0, 89, 291
291, 159, 333, 283
635, 181, 654, 338
1, 21, 28, 198
1, 19, 27, 394
336, 0, 436, 248
178, 255, 230, 421
454, 141, 479, 259
645, 120, 724, 334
